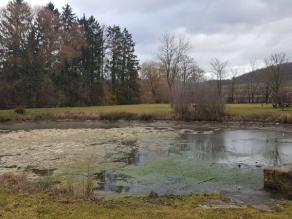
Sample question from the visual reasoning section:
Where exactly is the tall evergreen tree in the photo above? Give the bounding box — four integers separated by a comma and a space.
105, 26, 140, 104
62, 4, 75, 31
121, 28, 140, 104
22, 23, 45, 107
46, 2, 60, 15
78, 16, 105, 105
105, 25, 124, 102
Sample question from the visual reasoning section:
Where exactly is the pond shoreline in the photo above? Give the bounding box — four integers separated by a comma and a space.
1, 119, 292, 132
0, 189, 291, 218
1, 120, 292, 217
1, 103, 292, 125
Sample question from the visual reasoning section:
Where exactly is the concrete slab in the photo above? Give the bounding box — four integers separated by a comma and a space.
264, 164, 292, 198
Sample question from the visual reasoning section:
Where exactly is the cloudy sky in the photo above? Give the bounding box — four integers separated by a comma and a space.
1, 0, 292, 75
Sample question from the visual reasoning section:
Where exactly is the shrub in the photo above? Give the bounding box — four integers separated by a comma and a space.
138, 113, 156, 121
174, 82, 225, 121
0, 173, 31, 193
15, 106, 26, 115
0, 115, 11, 122
99, 112, 137, 121
0, 173, 73, 199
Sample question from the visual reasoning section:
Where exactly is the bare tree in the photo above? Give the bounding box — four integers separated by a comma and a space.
179, 56, 203, 84
36, 7, 63, 69
141, 61, 162, 102
263, 77, 272, 104
176, 56, 204, 97
210, 58, 228, 98
158, 33, 190, 102
0, 0, 33, 70
248, 59, 259, 103
230, 68, 238, 103
173, 56, 205, 120
265, 53, 288, 103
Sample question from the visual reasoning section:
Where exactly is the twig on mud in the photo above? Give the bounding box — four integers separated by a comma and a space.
197, 178, 215, 184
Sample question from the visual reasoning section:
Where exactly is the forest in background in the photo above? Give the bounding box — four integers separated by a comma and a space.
0, 0, 140, 108
1, 0, 291, 112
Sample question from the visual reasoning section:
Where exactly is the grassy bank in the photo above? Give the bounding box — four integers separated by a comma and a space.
0, 104, 171, 115
1, 104, 292, 123
0, 104, 172, 122
0, 190, 292, 219
226, 104, 292, 123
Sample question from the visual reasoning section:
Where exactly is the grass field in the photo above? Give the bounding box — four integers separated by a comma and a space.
226, 104, 292, 115
0, 104, 292, 122
0, 191, 291, 219
0, 104, 171, 115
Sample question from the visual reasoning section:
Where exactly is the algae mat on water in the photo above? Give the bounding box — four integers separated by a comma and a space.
120, 157, 262, 194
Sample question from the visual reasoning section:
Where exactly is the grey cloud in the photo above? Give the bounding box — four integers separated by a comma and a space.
5, 0, 291, 75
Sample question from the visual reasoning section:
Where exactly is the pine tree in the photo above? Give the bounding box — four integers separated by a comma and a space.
62, 4, 76, 31
105, 25, 124, 102
121, 28, 140, 104
78, 16, 105, 105
105, 26, 140, 104
46, 2, 60, 15
22, 24, 45, 107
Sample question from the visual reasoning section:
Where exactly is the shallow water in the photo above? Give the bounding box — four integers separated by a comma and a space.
0, 122, 292, 198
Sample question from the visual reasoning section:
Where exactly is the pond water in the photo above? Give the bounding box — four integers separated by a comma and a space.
0, 122, 292, 198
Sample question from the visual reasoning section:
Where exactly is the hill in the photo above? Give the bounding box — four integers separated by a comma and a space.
234, 62, 292, 84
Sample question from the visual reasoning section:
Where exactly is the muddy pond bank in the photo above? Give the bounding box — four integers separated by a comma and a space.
1, 120, 292, 132
0, 121, 292, 206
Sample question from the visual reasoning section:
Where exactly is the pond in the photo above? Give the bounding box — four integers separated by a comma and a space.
0, 121, 292, 199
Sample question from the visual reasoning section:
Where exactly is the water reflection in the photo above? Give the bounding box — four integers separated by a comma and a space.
264, 144, 282, 166
175, 133, 226, 161
97, 128, 292, 195
96, 171, 132, 193
172, 129, 292, 167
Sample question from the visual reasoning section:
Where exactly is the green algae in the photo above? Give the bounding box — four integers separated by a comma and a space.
121, 156, 263, 192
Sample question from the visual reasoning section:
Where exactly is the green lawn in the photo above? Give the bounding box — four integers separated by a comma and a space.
226, 104, 292, 116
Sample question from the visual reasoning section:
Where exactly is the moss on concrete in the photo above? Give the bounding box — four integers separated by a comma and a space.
264, 164, 292, 198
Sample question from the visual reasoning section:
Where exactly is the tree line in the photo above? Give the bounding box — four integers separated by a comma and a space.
0, 0, 140, 108
140, 33, 290, 120
227, 53, 290, 104
142, 34, 290, 107
1, 1, 290, 111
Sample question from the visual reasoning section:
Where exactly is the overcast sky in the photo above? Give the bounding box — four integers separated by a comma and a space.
1, 0, 292, 76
